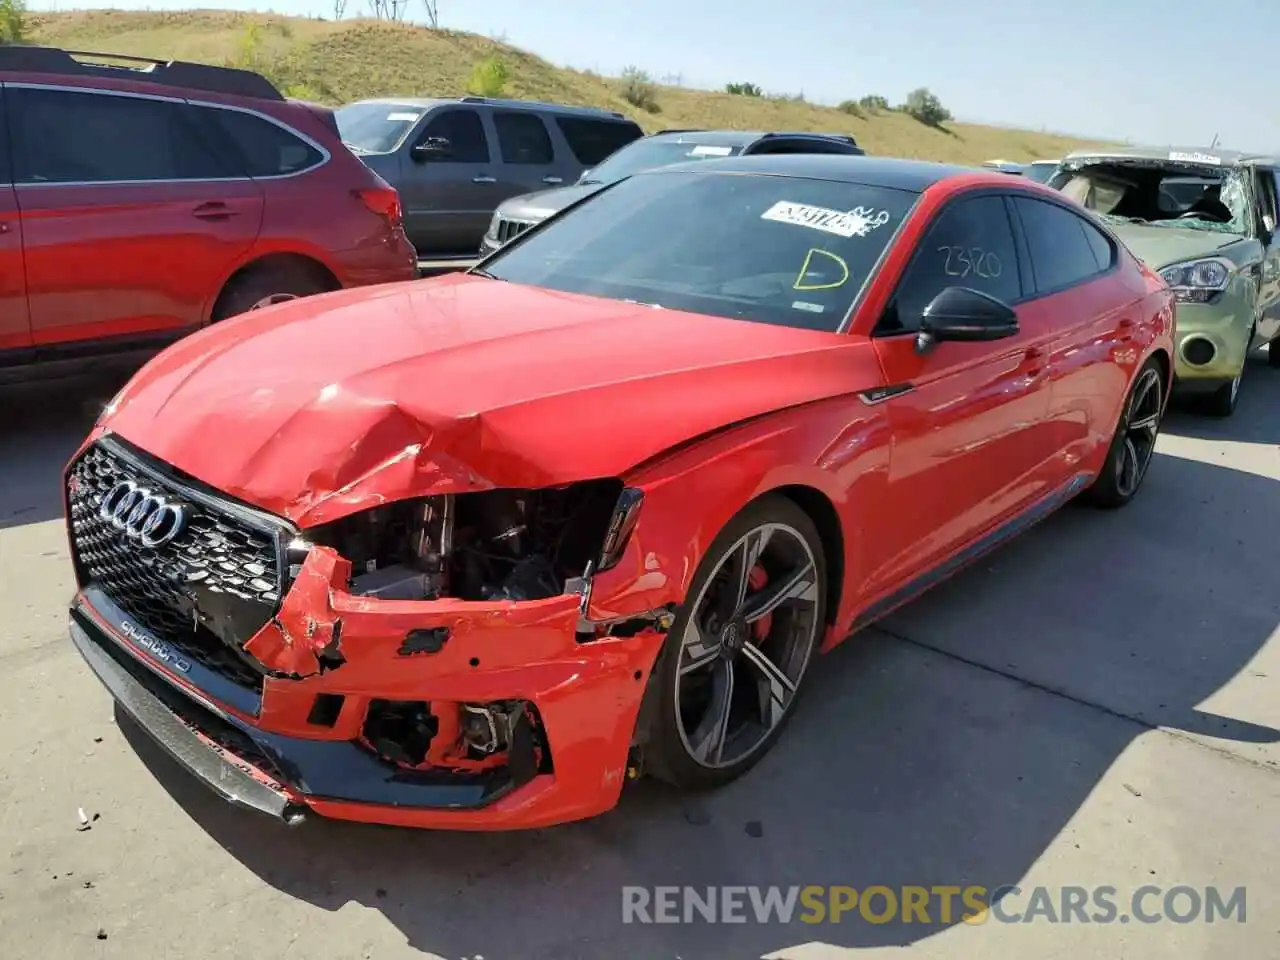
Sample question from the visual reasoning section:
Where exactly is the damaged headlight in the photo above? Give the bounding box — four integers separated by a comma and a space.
304, 480, 641, 603
1159, 257, 1233, 303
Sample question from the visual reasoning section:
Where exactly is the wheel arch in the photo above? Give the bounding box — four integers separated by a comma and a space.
768, 483, 845, 630
206, 252, 341, 324
1148, 346, 1172, 405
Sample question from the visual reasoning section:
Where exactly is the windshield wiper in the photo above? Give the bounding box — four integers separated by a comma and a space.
579, 178, 602, 185
469, 267, 502, 280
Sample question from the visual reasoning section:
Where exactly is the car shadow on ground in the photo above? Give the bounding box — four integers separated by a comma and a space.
1161, 354, 1280, 445
119, 440, 1280, 960
0, 366, 136, 530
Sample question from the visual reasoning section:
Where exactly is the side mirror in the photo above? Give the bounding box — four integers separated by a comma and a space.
411, 136, 451, 162
577, 168, 594, 183
915, 286, 1019, 353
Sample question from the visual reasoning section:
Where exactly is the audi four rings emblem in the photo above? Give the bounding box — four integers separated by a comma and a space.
98, 480, 190, 548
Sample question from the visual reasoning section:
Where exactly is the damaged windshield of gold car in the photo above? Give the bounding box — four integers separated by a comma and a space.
1049, 158, 1251, 236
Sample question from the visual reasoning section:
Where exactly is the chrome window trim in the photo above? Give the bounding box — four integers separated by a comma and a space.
2, 81, 331, 186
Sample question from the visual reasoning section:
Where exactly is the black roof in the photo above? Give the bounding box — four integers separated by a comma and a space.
0, 44, 283, 100
651, 153, 977, 192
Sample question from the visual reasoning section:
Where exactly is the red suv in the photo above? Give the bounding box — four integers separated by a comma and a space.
0, 46, 417, 382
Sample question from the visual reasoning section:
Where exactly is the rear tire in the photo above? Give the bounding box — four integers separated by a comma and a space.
1268, 335, 1280, 368
1083, 357, 1164, 509
212, 262, 332, 322
642, 495, 827, 791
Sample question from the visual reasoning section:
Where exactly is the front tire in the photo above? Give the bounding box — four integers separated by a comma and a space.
1204, 366, 1243, 417
1083, 358, 1164, 509
1268, 334, 1280, 368
643, 495, 828, 791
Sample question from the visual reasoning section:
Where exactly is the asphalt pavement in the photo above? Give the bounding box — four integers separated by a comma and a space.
0, 356, 1276, 960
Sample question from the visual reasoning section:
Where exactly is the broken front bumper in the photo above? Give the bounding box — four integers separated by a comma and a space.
70, 578, 668, 830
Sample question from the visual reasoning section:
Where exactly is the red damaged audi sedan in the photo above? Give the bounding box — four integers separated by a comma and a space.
64, 155, 1174, 830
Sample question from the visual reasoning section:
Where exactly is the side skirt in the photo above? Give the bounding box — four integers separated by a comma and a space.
849, 471, 1094, 633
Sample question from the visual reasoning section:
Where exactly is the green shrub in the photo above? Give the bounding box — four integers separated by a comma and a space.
903, 87, 953, 127
725, 81, 762, 97
859, 94, 890, 113
467, 56, 508, 97
0, 0, 26, 44
620, 66, 660, 113
837, 99, 864, 118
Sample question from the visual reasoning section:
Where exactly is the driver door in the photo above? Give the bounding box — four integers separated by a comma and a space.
1252, 165, 1280, 348
863, 192, 1057, 597
399, 106, 496, 256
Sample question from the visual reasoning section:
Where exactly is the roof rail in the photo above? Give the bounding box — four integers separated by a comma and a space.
455, 95, 626, 119
0, 45, 284, 101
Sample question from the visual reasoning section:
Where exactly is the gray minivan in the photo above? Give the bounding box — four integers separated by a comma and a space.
336, 96, 643, 257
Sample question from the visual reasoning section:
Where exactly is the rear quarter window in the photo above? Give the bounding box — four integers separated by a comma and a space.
1014, 196, 1111, 293
195, 106, 325, 177
555, 117, 644, 165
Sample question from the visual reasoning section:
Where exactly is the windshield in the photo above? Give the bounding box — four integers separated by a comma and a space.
582, 140, 746, 184
481, 170, 919, 332
1049, 160, 1249, 235
1024, 162, 1058, 184
335, 102, 426, 154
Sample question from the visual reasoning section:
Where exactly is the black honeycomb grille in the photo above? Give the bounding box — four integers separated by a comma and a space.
66, 440, 290, 695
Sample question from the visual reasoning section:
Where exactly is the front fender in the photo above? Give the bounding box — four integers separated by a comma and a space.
586, 395, 893, 637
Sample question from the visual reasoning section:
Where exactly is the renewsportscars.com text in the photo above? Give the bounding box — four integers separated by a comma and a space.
621, 884, 1247, 925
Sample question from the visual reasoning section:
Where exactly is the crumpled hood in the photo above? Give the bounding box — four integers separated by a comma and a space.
1107, 223, 1248, 270
101, 274, 879, 527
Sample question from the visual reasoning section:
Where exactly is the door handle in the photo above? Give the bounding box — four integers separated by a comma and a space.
1022, 346, 1046, 377
542, 176, 563, 185
472, 176, 497, 184
192, 201, 236, 221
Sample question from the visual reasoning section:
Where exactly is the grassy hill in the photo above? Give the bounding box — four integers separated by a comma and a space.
27, 9, 1107, 165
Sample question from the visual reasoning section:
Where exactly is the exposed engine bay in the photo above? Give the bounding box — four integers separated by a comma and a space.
306, 480, 627, 602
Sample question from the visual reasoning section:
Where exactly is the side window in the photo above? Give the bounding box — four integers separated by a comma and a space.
493, 112, 554, 164
554, 117, 643, 165
9, 88, 228, 184
877, 195, 1021, 334
1080, 217, 1115, 272
1015, 197, 1108, 293
418, 109, 489, 163
196, 107, 323, 177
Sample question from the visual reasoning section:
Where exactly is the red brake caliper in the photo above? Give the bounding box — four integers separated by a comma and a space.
748, 564, 771, 641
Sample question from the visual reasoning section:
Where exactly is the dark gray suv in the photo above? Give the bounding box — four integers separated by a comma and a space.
479, 129, 865, 255
336, 96, 643, 258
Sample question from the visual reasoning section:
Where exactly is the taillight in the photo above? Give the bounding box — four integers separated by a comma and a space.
356, 186, 403, 229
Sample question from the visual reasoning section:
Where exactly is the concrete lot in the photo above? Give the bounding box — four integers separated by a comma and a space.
0, 358, 1277, 960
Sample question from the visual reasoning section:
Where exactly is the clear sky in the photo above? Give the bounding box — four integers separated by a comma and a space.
27, 0, 1279, 150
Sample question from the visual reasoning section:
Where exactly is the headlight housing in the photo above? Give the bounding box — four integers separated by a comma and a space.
1158, 257, 1234, 303
303, 481, 635, 603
